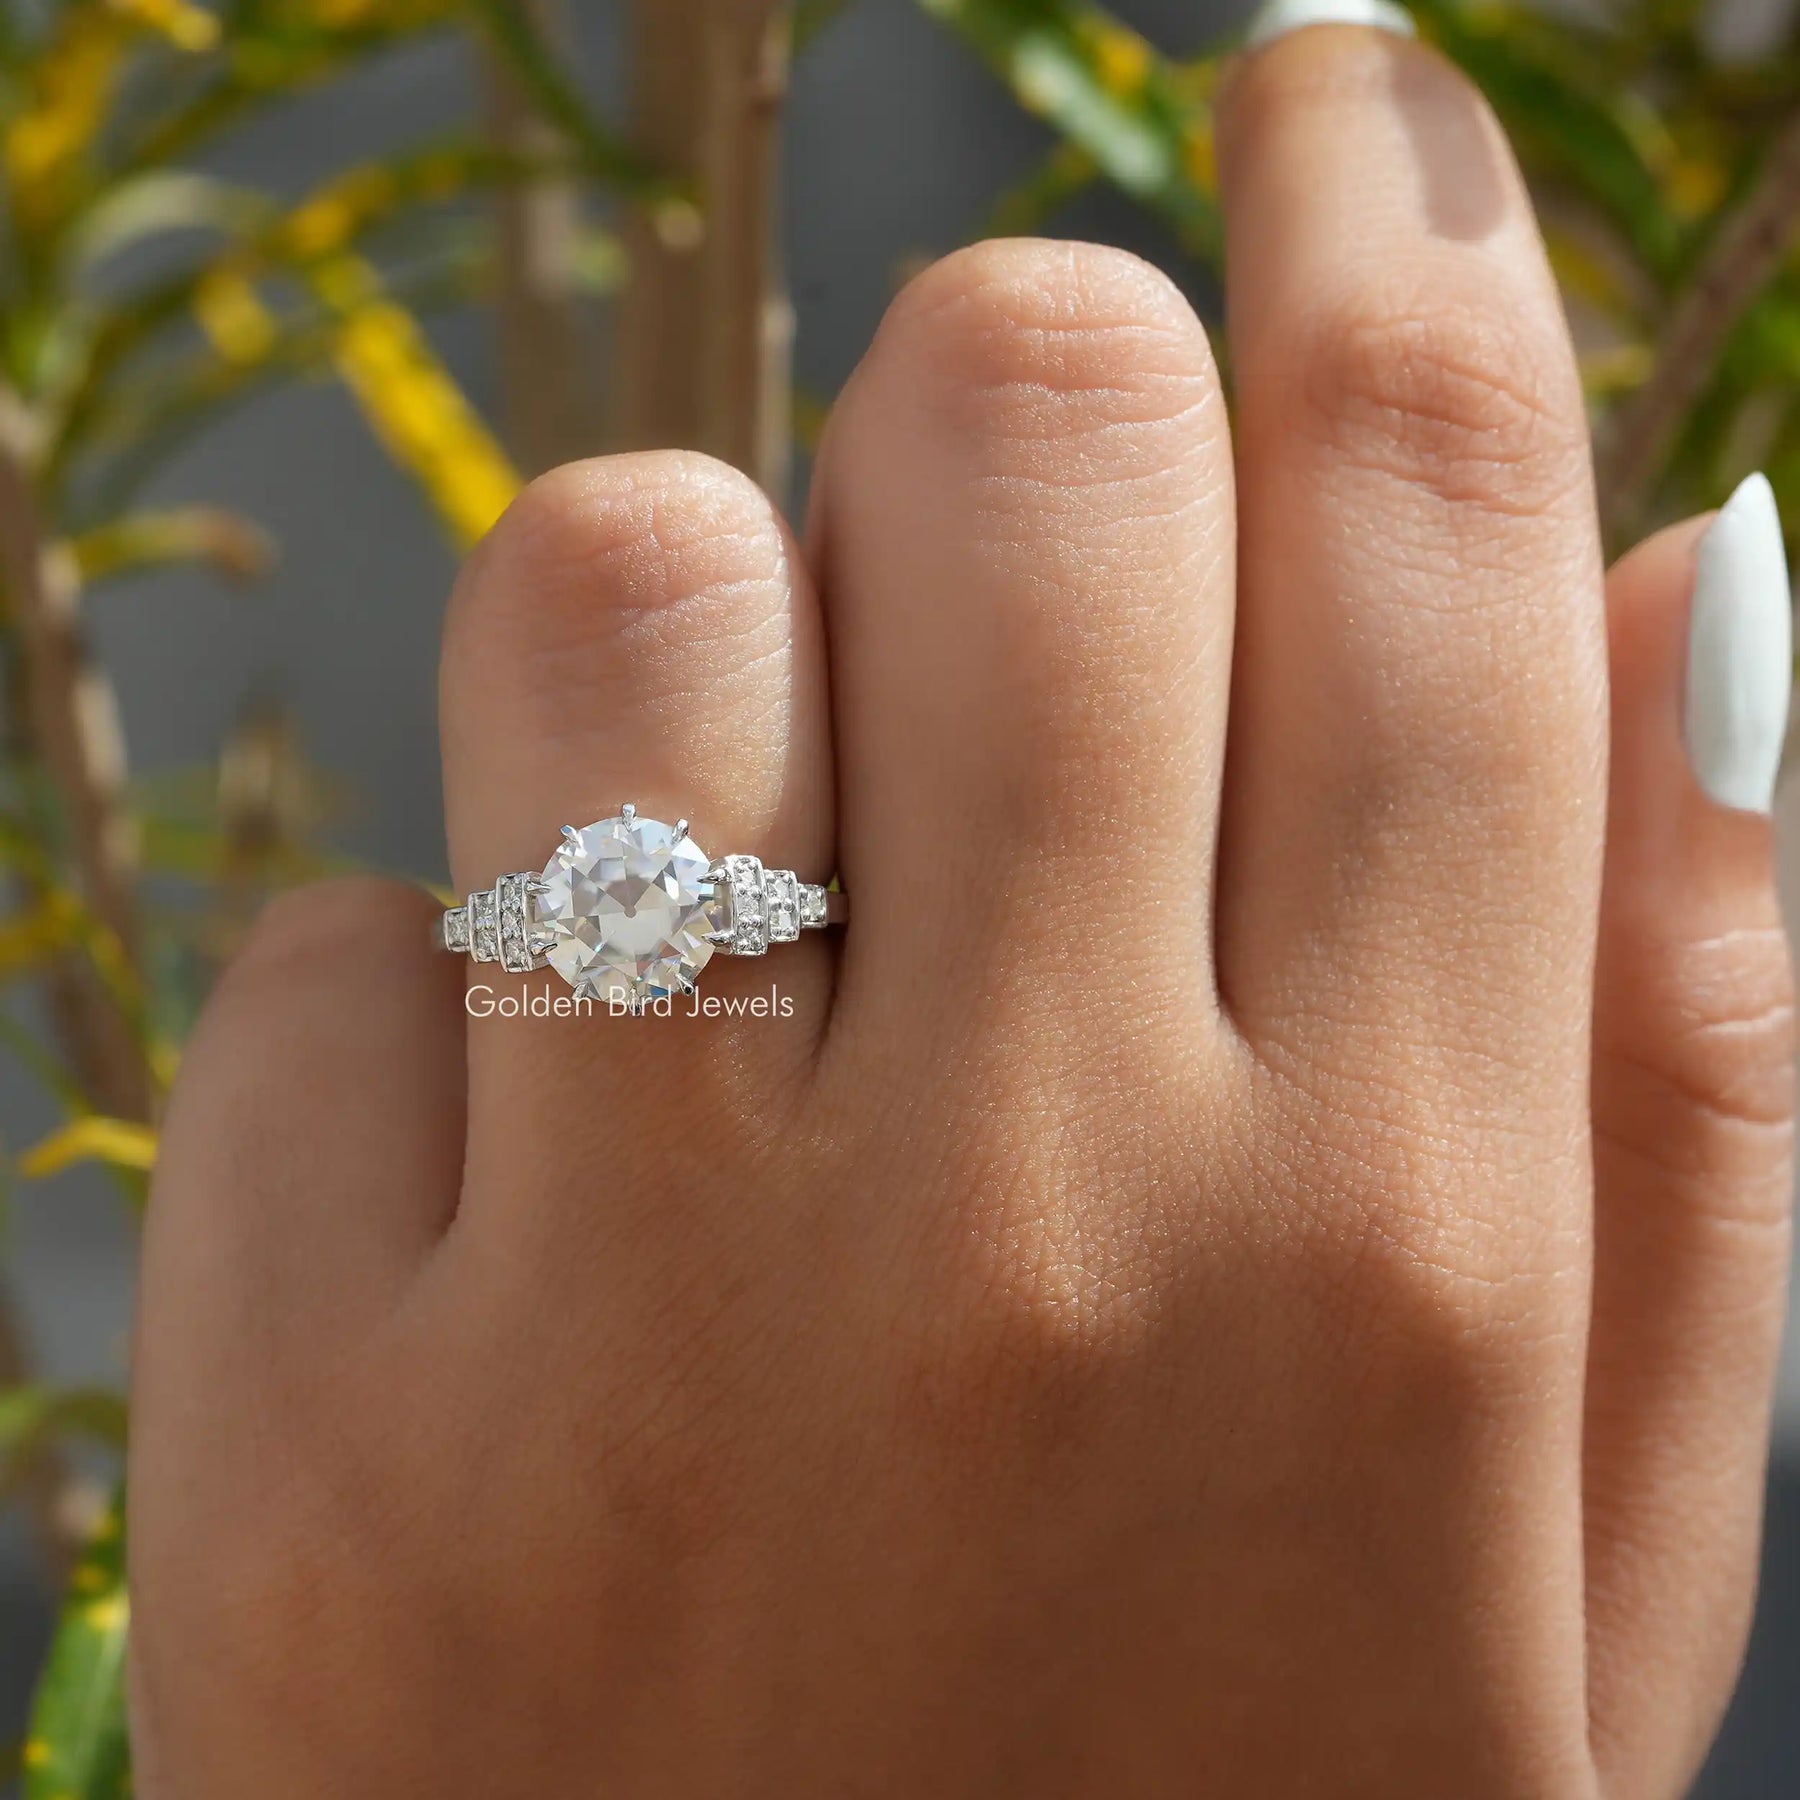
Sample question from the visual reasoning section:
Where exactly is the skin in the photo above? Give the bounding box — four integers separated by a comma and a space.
128, 28, 1793, 1800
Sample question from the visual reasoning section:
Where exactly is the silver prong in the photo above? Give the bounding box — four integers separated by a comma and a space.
674, 970, 697, 996
674, 818, 689, 840
629, 975, 649, 1016
560, 824, 582, 856
620, 802, 636, 825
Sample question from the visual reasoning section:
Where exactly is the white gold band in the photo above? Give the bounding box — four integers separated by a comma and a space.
433, 856, 845, 971
433, 807, 845, 1014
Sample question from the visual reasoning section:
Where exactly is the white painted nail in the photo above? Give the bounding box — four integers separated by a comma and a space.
1684, 472, 1793, 814
1243, 0, 1416, 50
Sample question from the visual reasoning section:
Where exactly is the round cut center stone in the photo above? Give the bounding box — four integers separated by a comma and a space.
535, 814, 724, 1003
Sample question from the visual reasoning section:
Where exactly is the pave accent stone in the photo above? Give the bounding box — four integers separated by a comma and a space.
469, 889, 499, 964
797, 884, 828, 931
717, 855, 768, 956
441, 905, 471, 954
765, 868, 800, 944
496, 873, 538, 974
536, 813, 725, 1003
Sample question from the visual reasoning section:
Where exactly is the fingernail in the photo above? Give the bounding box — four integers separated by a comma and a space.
1684, 472, 1793, 815
1243, 0, 1416, 49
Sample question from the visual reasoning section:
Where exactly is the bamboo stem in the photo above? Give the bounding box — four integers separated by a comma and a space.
0, 390, 149, 1122
614, 0, 794, 504
0, 390, 144, 1576
1599, 109, 1800, 539
484, 0, 602, 476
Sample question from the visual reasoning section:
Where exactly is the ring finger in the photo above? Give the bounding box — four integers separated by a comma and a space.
437, 451, 834, 1241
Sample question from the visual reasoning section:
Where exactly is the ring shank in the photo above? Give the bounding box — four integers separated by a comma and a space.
434, 868, 846, 963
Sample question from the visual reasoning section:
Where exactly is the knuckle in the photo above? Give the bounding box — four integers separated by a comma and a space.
1318, 1216, 1576, 1416
1657, 926, 1796, 1138
873, 238, 1220, 457
1292, 266, 1590, 519
888, 1116, 1177, 1451
1265, 1067, 1586, 1382
1598, 921, 1797, 1212
446, 450, 788, 671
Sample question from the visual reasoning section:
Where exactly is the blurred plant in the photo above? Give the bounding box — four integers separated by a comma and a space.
923, 0, 1800, 546
1, 0, 1797, 1793
0, 0, 666, 1789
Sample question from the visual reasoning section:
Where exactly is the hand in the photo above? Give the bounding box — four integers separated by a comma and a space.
128, 19, 1794, 1799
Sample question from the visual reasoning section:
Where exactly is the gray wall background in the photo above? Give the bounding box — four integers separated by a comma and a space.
3, 2, 1797, 1790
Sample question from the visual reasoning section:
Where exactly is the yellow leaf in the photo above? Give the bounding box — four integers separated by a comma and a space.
1666, 154, 1727, 223
69, 507, 274, 585
318, 257, 521, 547
148, 1038, 182, 1094
1077, 18, 1151, 97
1582, 342, 1655, 400
1179, 117, 1215, 197
0, 901, 70, 983
5, 0, 218, 224
1546, 230, 1634, 318
20, 1117, 159, 1181
288, 0, 455, 27
278, 163, 400, 260
3, 14, 125, 208
194, 267, 280, 365
108, 0, 220, 51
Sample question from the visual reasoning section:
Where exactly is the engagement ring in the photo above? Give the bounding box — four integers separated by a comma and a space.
434, 804, 845, 1014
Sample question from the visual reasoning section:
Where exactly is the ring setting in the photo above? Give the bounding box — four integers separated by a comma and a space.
435, 804, 844, 1014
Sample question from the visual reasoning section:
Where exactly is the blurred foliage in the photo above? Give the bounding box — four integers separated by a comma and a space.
0, 0, 1796, 1792
0, 2, 617, 1791
922, 0, 1225, 259
16, 1496, 129, 1800
0, 1385, 128, 1485
927, 0, 1800, 542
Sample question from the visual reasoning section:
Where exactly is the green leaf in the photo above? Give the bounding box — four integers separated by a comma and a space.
0, 897, 71, 988
73, 303, 409, 519
916, 0, 1223, 265
984, 139, 1099, 239
465, 0, 689, 219
1655, 293, 1800, 524
0, 1007, 89, 1119
0, 1387, 129, 1486
69, 505, 274, 586
0, 823, 158, 1072
118, 2, 460, 176
66, 169, 264, 277
23, 1494, 130, 1800
49, 137, 570, 485
795, 0, 854, 51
